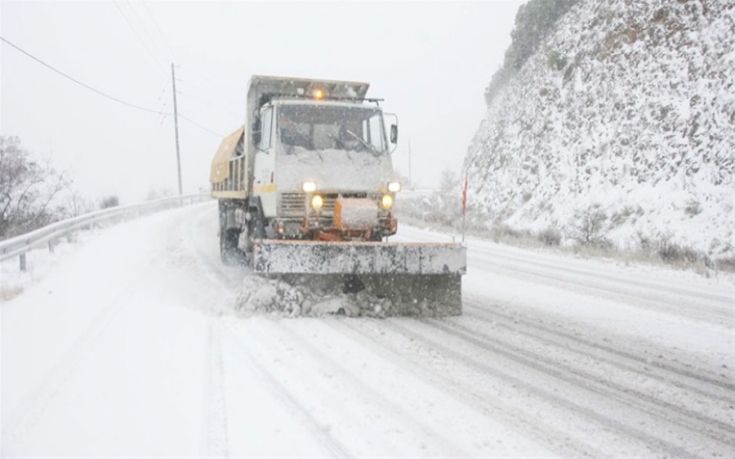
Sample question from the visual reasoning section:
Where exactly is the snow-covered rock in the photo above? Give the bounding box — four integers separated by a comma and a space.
465, 0, 734, 257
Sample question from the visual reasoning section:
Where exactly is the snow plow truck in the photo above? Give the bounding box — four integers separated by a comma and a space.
210, 75, 466, 315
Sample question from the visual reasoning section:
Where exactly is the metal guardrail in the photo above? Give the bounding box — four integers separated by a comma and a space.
0, 194, 211, 270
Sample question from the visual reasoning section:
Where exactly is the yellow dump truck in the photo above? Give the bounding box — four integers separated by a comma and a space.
210, 75, 466, 315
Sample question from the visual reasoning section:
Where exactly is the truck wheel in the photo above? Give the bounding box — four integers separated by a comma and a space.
220, 228, 241, 265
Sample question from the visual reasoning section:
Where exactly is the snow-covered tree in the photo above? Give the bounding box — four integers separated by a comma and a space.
0, 136, 70, 239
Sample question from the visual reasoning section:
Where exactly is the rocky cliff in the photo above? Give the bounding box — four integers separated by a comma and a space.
465, 0, 734, 258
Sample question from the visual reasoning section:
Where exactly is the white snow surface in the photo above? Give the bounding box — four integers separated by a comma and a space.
2, 202, 734, 457
466, 0, 735, 257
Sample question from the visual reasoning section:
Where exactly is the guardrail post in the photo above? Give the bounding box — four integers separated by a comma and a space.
48, 239, 55, 254
19, 253, 26, 272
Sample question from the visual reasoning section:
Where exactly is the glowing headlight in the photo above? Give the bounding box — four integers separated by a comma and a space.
388, 181, 401, 193
311, 194, 324, 211
302, 181, 317, 193
381, 194, 393, 210
312, 89, 325, 100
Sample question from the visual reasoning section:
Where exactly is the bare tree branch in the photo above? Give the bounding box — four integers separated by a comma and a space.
0, 136, 73, 239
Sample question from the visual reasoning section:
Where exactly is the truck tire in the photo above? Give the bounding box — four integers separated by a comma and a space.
220, 227, 241, 265
218, 200, 243, 265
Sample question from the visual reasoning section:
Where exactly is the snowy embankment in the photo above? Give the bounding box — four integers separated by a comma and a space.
466, 0, 735, 259
2, 202, 734, 457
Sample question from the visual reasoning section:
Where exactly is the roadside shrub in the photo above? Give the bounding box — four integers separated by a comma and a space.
637, 231, 653, 251
491, 224, 522, 241
538, 226, 562, 246
715, 256, 735, 272
100, 195, 120, 209
656, 235, 700, 264
610, 206, 637, 227
567, 204, 609, 246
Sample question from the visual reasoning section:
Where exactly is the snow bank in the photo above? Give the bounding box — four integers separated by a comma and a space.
236, 275, 384, 317
235, 272, 460, 318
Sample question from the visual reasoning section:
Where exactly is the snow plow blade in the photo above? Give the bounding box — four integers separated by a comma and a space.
253, 240, 466, 275
252, 240, 466, 316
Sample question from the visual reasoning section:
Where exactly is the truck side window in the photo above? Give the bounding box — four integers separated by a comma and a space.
367, 113, 385, 152
259, 107, 273, 150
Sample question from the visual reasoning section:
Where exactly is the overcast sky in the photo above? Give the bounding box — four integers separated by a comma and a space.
1, 0, 520, 202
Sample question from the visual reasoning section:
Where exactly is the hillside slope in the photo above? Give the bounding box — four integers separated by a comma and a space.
465, 0, 734, 258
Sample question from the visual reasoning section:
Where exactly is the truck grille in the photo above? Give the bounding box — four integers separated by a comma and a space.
279, 192, 371, 218
280, 193, 306, 216
321, 194, 337, 216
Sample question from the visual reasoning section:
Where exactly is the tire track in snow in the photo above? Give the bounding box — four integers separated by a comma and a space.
269, 320, 476, 457
181, 206, 350, 457
180, 204, 245, 293
470, 255, 733, 326
385, 319, 730, 459
220, 326, 352, 459
202, 320, 230, 458
400, 224, 734, 382
428, 318, 735, 445
463, 299, 735, 400
325, 318, 600, 458
468, 243, 733, 305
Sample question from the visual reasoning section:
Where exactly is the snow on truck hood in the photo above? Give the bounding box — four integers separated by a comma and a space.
276, 147, 393, 192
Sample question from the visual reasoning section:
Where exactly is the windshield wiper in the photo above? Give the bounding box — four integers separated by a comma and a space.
344, 129, 378, 155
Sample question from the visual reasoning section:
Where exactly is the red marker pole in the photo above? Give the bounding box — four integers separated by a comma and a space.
461, 174, 468, 243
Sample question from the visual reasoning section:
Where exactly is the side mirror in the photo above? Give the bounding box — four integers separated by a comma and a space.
252, 119, 261, 146
390, 124, 398, 144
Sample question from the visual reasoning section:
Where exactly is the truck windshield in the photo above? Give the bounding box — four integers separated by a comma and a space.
277, 104, 386, 154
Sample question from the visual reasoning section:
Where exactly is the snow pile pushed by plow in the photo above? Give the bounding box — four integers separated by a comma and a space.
236, 273, 461, 318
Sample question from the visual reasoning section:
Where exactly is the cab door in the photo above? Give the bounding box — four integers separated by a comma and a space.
252, 106, 277, 217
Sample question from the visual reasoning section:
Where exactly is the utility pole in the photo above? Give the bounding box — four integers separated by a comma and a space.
171, 63, 182, 195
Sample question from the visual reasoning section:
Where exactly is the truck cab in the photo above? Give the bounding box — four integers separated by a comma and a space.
211, 75, 400, 258
253, 98, 399, 241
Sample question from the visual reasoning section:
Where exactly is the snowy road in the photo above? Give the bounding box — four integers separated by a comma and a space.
2, 202, 734, 458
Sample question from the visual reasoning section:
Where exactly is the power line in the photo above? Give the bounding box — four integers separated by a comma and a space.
0, 36, 167, 115
124, 0, 168, 61
0, 36, 223, 137
140, 1, 176, 61
179, 113, 223, 137
113, 0, 167, 75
